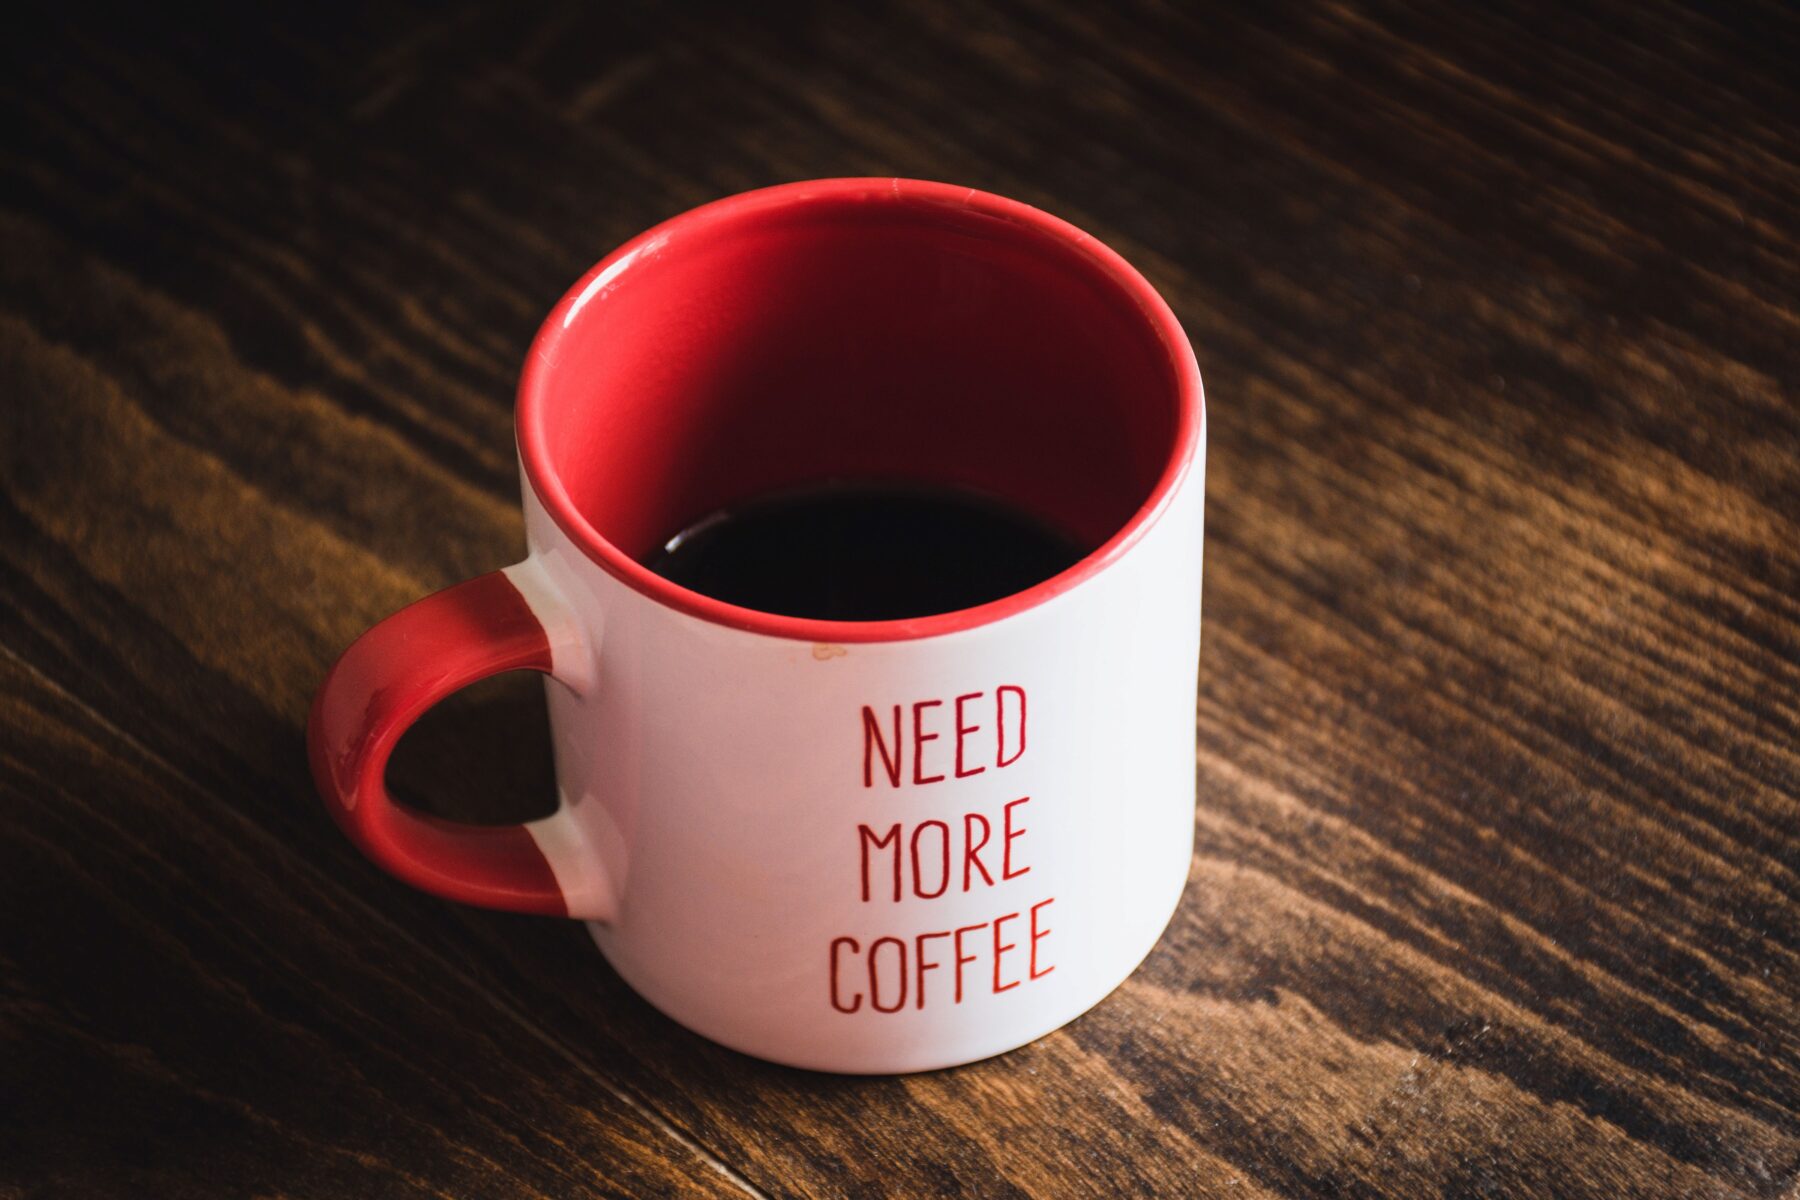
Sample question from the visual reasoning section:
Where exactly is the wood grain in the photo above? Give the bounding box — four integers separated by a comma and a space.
3, 2, 1796, 1197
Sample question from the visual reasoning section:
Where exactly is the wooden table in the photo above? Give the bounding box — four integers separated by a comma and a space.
4, 3, 1796, 1196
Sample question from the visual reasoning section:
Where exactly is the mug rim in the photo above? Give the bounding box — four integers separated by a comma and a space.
516, 177, 1204, 643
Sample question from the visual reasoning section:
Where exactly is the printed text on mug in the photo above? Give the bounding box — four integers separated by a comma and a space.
830, 686, 1056, 1013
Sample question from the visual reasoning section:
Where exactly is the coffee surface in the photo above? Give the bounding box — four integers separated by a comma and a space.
646, 483, 1086, 621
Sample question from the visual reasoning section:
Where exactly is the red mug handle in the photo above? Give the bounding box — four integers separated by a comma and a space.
308, 562, 606, 919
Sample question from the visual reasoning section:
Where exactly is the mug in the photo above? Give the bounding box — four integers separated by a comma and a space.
308, 178, 1205, 1074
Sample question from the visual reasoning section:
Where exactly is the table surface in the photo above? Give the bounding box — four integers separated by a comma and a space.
4, 3, 1797, 1197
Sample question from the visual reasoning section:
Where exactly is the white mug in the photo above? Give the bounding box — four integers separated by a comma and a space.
309, 178, 1205, 1073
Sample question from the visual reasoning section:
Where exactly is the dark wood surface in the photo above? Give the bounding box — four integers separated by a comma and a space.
4, 2, 1797, 1196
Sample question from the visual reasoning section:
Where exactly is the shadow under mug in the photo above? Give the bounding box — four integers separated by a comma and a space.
309, 178, 1205, 1073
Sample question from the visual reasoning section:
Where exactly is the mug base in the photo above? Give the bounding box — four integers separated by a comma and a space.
584, 863, 1190, 1075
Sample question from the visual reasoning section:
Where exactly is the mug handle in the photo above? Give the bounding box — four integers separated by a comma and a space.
307, 561, 609, 920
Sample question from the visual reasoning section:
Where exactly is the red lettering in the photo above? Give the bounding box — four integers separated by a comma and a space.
859, 823, 901, 902
832, 898, 1053, 1013
953, 691, 986, 778
910, 820, 950, 899
996, 685, 1026, 767
912, 700, 945, 784
830, 937, 862, 1013
962, 812, 994, 890
1029, 898, 1056, 980
952, 923, 984, 1003
863, 705, 902, 788
915, 930, 949, 1009
992, 912, 1020, 992
868, 936, 908, 1013
1002, 797, 1031, 881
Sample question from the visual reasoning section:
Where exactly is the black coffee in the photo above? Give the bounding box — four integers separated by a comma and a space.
646, 483, 1086, 621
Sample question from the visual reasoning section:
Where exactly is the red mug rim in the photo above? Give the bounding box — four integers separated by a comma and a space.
516, 178, 1204, 643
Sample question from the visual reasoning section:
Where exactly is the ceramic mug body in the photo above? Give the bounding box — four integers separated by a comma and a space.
310, 178, 1205, 1073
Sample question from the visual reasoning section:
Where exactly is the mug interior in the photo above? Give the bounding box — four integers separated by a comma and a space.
519, 179, 1197, 636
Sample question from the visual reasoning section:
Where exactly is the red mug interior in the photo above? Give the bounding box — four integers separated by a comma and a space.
519, 179, 1196, 635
